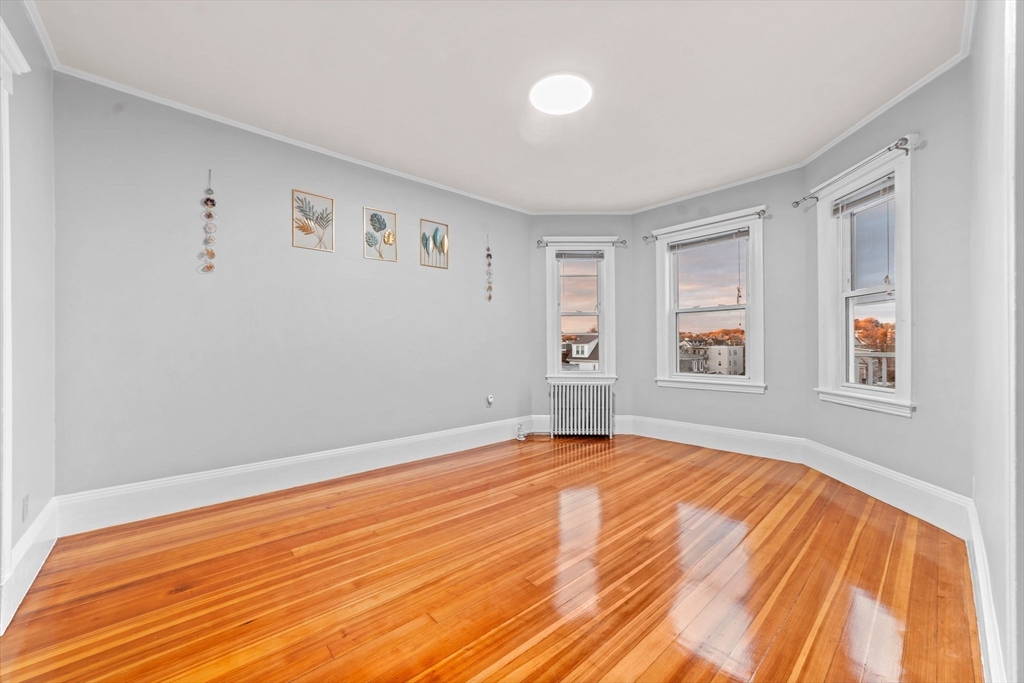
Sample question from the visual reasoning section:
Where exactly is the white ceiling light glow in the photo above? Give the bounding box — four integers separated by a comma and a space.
529, 74, 592, 115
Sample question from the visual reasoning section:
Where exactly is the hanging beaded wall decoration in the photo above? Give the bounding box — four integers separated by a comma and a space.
486, 236, 492, 301
198, 170, 217, 273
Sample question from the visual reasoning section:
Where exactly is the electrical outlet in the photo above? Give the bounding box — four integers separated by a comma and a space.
22, 495, 28, 522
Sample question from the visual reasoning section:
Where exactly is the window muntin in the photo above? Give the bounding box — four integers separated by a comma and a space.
671, 229, 748, 377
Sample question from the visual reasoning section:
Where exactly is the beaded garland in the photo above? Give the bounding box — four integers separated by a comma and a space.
486, 239, 493, 301
199, 171, 217, 273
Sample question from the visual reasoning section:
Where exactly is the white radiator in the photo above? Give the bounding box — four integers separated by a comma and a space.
549, 382, 614, 438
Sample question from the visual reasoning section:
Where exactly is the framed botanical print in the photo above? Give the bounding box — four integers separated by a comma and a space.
420, 219, 449, 269
363, 207, 397, 261
292, 190, 334, 252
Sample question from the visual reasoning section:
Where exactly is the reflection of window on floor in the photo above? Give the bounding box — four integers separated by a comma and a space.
846, 587, 903, 680
554, 487, 602, 617
672, 501, 753, 679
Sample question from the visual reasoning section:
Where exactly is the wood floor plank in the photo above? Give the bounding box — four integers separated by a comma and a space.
900, 521, 942, 683
0, 435, 981, 682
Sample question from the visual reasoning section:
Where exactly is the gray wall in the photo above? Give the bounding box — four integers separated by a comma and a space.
3, 1, 56, 545
803, 63, 974, 495
630, 169, 809, 441
627, 63, 974, 497
53, 75, 532, 494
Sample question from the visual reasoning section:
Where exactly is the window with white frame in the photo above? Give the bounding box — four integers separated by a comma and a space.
813, 136, 915, 417
653, 207, 765, 393
545, 237, 617, 380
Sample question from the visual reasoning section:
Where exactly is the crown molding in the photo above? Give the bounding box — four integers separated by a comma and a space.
21, 1, 57, 69
624, 164, 802, 217
620, 0, 978, 217
54, 64, 532, 216
798, 4, 975, 169
0, 17, 31, 79
23, 0, 978, 217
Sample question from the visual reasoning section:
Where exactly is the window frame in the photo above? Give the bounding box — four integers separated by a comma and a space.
814, 136, 915, 417
545, 236, 617, 382
653, 206, 766, 394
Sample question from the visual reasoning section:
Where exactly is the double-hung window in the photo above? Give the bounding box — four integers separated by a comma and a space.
814, 137, 914, 417
544, 237, 617, 381
653, 207, 765, 393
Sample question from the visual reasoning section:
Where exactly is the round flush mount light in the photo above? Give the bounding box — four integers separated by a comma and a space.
529, 73, 592, 115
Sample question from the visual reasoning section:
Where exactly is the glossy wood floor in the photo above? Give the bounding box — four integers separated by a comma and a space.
0, 436, 982, 682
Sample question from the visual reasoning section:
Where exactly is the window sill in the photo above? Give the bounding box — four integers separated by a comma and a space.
815, 388, 915, 418
547, 375, 617, 385
655, 377, 766, 394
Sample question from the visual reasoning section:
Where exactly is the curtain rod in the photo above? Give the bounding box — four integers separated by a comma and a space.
641, 209, 765, 243
791, 137, 910, 208
536, 238, 628, 248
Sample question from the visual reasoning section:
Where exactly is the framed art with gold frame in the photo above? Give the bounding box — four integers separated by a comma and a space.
420, 219, 449, 269
363, 207, 398, 261
292, 189, 334, 252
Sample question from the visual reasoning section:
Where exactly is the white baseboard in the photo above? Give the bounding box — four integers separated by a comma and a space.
0, 497, 58, 634
628, 415, 806, 465
801, 439, 973, 539
57, 416, 530, 537
967, 503, 1008, 682
622, 415, 974, 540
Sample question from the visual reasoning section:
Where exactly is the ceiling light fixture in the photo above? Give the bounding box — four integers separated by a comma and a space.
529, 74, 592, 115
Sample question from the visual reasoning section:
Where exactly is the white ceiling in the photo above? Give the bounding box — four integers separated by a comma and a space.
33, 0, 966, 213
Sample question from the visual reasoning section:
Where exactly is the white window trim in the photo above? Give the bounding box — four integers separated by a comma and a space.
653, 206, 766, 394
0, 17, 30, 602
813, 135, 916, 418
545, 236, 617, 384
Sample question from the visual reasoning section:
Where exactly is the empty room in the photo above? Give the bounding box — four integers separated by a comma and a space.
0, 0, 1020, 681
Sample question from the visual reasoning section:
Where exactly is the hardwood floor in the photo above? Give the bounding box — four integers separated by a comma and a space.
0, 436, 982, 682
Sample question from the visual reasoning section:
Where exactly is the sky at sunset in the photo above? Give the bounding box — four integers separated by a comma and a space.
676, 236, 747, 309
